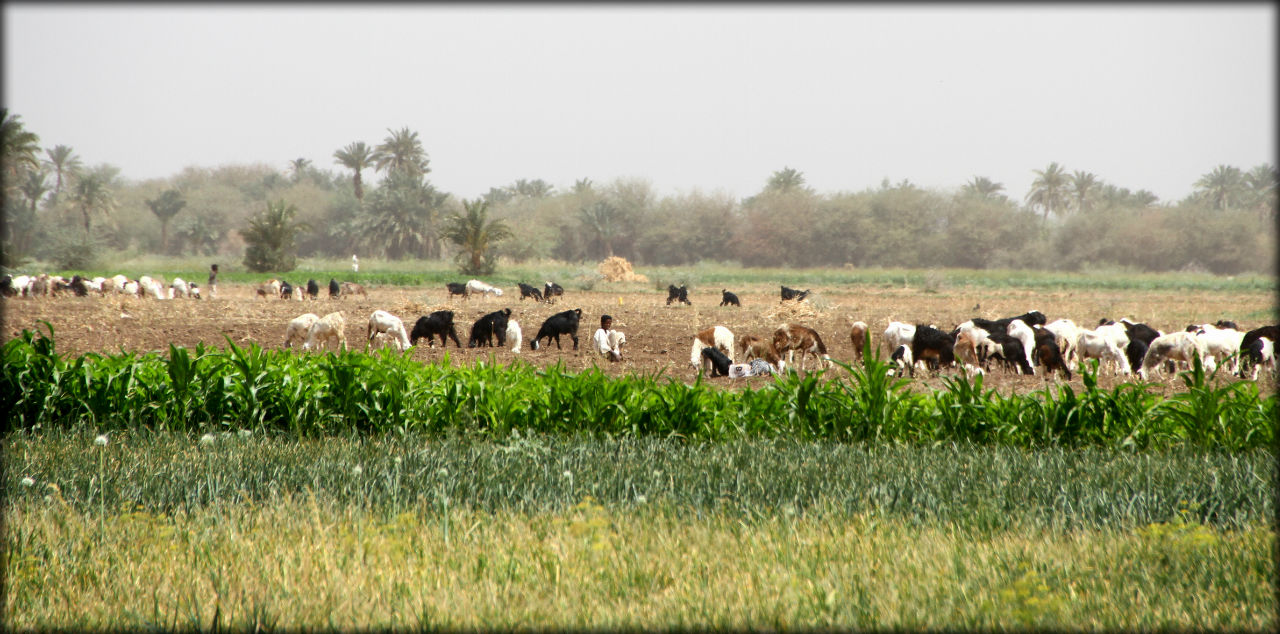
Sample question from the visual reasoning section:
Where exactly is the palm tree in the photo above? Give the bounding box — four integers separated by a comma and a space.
573, 178, 594, 194
43, 144, 82, 201
1025, 162, 1069, 223
1243, 163, 1277, 220
1194, 164, 1245, 212
2, 109, 41, 199
288, 158, 312, 183
766, 167, 807, 193
962, 176, 1005, 199
69, 172, 115, 236
578, 200, 623, 258
18, 167, 50, 215
443, 198, 513, 275
333, 141, 375, 201
511, 178, 555, 198
374, 127, 430, 177
1069, 170, 1100, 214
146, 189, 187, 253
240, 199, 309, 272
359, 171, 444, 259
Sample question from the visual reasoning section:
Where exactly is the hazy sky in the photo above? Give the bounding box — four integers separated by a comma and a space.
4, 4, 1275, 204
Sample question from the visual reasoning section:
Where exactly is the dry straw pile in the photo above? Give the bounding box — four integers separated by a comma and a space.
598, 257, 649, 283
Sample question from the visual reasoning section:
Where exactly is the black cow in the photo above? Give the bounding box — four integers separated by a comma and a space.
280, 280, 294, 299
720, 289, 741, 307
517, 282, 544, 303
666, 284, 691, 306
307, 279, 320, 299
532, 308, 582, 350
446, 282, 468, 299
544, 282, 565, 303
700, 346, 732, 377
780, 286, 810, 302
328, 278, 341, 299
410, 311, 463, 348
469, 308, 512, 348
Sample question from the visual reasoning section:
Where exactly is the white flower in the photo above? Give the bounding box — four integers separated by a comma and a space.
199, 433, 216, 447
94, 435, 108, 447
563, 470, 572, 478
20, 477, 35, 488
237, 429, 252, 439
353, 465, 363, 477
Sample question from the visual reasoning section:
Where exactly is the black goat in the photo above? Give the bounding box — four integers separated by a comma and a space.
543, 281, 565, 303
410, 311, 463, 348
909, 325, 956, 376
469, 308, 512, 348
1032, 326, 1071, 379
701, 346, 732, 377
307, 279, 320, 299
445, 282, 468, 299
666, 284, 691, 306
328, 278, 341, 298
280, 280, 294, 299
517, 282, 544, 303
532, 308, 582, 350
780, 286, 810, 302
720, 289, 741, 307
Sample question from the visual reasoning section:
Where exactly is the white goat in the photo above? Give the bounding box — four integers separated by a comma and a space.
465, 279, 503, 298
1007, 319, 1038, 375
883, 320, 917, 356
1140, 331, 1212, 379
303, 311, 347, 351
1191, 324, 1245, 374
284, 313, 321, 349
1076, 327, 1131, 375
690, 325, 735, 371
366, 310, 411, 351
506, 320, 523, 353
1043, 319, 1081, 370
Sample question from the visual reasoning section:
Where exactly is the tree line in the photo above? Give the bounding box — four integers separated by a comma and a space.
3, 108, 1275, 275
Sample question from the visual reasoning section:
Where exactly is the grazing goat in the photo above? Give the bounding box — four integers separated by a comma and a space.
701, 347, 732, 377
328, 278, 341, 299
532, 308, 583, 350
544, 281, 565, 303
465, 279, 503, 298
981, 332, 1033, 376
279, 281, 295, 300
445, 282, 468, 299
1032, 326, 1071, 379
1238, 325, 1280, 378
1076, 327, 1131, 375
303, 311, 347, 351
305, 279, 320, 299
720, 290, 741, 307
908, 325, 957, 376
469, 308, 512, 348
506, 320, 523, 353
849, 321, 869, 363
666, 284, 691, 306
410, 311, 462, 348
1043, 319, 1081, 369
283, 313, 321, 349
780, 286, 810, 302
1006, 319, 1038, 375
1140, 331, 1212, 379
517, 282, 544, 303
1124, 339, 1149, 377
342, 281, 369, 299
257, 279, 282, 299
773, 323, 831, 372
366, 310, 411, 351
1242, 337, 1275, 380
691, 326, 736, 373
883, 321, 917, 357
736, 334, 782, 366
1190, 324, 1245, 374
169, 277, 199, 299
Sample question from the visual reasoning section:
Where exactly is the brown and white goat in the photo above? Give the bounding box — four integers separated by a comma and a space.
772, 323, 831, 372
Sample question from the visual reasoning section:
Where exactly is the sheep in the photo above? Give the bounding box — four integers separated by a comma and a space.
1140, 331, 1212, 379
720, 290, 741, 307
302, 311, 347, 351
256, 279, 282, 299
465, 279, 503, 298
849, 320, 869, 364
690, 325, 735, 373
468, 308, 512, 348
366, 310, 412, 351
773, 323, 831, 372
409, 311, 463, 348
283, 313, 321, 349
506, 319, 523, 353
666, 284, 691, 306
531, 308, 583, 350
342, 281, 369, 299
517, 282, 544, 302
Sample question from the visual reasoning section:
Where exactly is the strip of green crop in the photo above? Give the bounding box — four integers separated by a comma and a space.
2, 324, 1274, 449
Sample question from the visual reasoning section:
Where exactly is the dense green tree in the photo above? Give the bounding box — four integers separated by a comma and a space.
145, 188, 187, 253
1, 109, 41, 200
69, 172, 115, 236
443, 198, 512, 275
240, 199, 308, 272
173, 212, 227, 257
1026, 162, 1069, 223
1195, 164, 1246, 212
359, 171, 446, 259
374, 127, 430, 178
43, 144, 82, 202
332, 141, 375, 202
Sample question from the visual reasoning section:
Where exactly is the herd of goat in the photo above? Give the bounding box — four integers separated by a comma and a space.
3, 272, 1275, 382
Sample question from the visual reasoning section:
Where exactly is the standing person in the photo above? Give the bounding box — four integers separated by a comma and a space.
593, 314, 625, 362
208, 264, 219, 299
352, 254, 359, 273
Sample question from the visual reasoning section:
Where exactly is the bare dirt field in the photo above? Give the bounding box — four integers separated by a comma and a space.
3, 281, 1275, 394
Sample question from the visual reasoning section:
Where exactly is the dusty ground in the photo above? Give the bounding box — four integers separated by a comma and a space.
3, 281, 1275, 394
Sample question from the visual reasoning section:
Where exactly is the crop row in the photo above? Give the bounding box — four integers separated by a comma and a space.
2, 323, 1274, 449
8, 431, 1273, 531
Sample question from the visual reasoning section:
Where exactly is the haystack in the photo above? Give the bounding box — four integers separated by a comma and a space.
598, 256, 649, 283
763, 299, 824, 323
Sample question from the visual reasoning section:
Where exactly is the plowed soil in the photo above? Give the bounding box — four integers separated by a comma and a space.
3, 281, 1274, 394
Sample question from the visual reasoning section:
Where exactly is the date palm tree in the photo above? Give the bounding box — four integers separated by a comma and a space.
374, 127, 430, 178
443, 198, 512, 275
289, 158, 312, 183
2, 109, 41, 200
18, 167, 50, 214
1243, 163, 1277, 220
43, 144, 82, 201
962, 176, 1005, 199
146, 188, 187, 253
69, 172, 115, 236
511, 178, 555, 198
1069, 170, 1100, 214
1025, 162, 1069, 223
240, 199, 309, 272
359, 171, 445, 259
766, 166, 807, 193
578, 199, 623, 258
1195, 164, 1245, 212
333, 141, 375, 202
